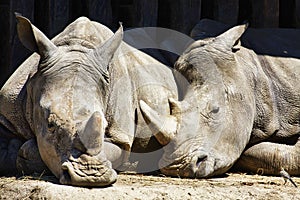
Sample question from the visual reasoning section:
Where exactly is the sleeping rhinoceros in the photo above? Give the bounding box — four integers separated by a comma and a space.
0, 15, 178, 186
140, 22, 300, 177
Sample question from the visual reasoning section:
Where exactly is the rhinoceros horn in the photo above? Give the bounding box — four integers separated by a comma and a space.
15, 13, 57, 60
78, 111, 106, 156
139, 99, 179, 145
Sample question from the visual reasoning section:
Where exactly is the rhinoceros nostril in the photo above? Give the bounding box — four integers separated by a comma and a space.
59, 162, 72, 185
48, 122, 56, 133
62, 168, 71, 180
196, 155, 207, 167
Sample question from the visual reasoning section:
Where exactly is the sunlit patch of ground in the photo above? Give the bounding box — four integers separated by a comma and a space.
1, 173, 299, 199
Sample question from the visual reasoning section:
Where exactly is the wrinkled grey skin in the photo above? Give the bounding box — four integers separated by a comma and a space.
0, 16, 177, 186
141, 23, 300, 178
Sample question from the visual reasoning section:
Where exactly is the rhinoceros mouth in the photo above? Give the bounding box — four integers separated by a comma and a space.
59, 154, 117, 187
159, 152, 214, 178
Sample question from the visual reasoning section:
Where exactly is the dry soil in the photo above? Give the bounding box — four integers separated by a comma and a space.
1, 173, 300, 200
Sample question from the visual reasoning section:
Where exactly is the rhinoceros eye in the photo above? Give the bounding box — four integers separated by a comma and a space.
48, 122, 56, 133
211, 106, 220, 114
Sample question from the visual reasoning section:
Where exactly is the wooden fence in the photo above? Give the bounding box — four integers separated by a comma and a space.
1, 0, 300, 86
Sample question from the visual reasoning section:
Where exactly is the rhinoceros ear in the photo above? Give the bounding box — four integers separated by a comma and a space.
92, 23, 123, 69
139, 100, 177, 145
15, 13, 57, 59
213, 23, 248, 52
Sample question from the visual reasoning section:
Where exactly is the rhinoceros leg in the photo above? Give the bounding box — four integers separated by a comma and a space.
234, 141, 300, 176
0, 137, 22, 175
16, 138, 50, 175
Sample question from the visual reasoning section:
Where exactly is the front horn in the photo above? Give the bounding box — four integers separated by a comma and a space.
79, 111, 106, 155
139, 100, 177, 145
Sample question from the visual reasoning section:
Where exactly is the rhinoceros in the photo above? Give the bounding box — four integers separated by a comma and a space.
0, 15, 178, 186
140, 22, 300, 177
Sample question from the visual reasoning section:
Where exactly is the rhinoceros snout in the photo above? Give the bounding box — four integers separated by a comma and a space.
190, 154, 210, 177
180, 154, 210, 178
59, 154, 117, 187
160, 153, 214, 178
193, 154, 216, 178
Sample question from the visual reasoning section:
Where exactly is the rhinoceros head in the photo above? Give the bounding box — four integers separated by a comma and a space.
16, 15, 122, 186
140, 24, 256, 178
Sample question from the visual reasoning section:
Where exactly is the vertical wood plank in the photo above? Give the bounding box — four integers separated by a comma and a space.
250, 0, 279, 28
115, 1, 134, 28
70, 0, 88, 21
296, 0, 300, 28
9, 0, 35, 73
279, 0, 295, 28
133, 0, 158, 27
48, 0, 70, 37
167, 0, 202, 34
214, 0, 239, 25
238, 0, 252, 24
88, 0, 112, 27
34, 1, 49, 34
201, 0, 214, 20
31, 0, 70, 39
0, 2, 10, 86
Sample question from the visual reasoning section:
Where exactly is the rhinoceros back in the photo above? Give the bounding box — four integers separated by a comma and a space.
0, 53, 39, 140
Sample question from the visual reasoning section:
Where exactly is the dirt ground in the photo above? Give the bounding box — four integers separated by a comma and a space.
1, 172, 300, 200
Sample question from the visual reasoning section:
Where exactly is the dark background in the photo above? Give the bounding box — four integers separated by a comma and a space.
1, 0, 300, 87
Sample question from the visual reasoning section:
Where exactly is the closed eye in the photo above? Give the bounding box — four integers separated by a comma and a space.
200, 105, 220, 122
